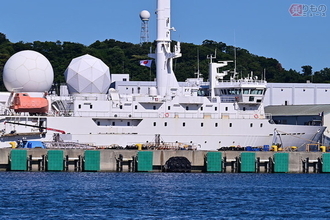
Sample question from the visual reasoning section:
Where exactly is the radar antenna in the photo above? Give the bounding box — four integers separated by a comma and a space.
139, 10, 150, 45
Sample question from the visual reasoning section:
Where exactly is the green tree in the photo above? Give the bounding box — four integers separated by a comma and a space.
301, 65, 313, 76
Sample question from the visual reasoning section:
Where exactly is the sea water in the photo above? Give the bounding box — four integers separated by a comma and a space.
0, 172, 329, 219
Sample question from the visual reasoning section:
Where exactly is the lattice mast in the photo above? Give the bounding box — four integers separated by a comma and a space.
140, 10, 150, 45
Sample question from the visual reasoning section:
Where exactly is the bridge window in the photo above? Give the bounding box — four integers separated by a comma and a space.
243, 89, 249, 94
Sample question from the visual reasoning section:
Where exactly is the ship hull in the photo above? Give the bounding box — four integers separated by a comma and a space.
0, 116, 324, 151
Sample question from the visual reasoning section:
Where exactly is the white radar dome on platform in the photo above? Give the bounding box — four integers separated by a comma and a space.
3, 50, 54, 92
140, 10, 150, 20
64, 54, 111, 94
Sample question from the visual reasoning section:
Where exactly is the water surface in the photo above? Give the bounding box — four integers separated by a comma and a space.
0, 172, 329, 219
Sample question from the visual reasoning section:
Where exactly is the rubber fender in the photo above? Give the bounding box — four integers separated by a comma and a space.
164, 156, 191, 172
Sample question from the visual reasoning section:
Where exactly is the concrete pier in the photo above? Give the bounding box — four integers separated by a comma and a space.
1, 148, 329, 173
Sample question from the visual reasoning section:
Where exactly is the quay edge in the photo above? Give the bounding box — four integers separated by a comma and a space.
0, 148, 329, 173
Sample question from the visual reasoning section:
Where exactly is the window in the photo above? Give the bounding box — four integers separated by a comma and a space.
251, 89, 258, 94
97, 121, 100, 126
249, 96, 254, 101
112, 122, 115, 126
186, 106, 189, 110
153, 106, 156, 110
127, 122, 130, 126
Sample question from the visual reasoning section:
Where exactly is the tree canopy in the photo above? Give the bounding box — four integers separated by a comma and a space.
0, 33, 328, 91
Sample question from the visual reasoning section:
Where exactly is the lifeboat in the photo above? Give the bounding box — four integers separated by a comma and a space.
10, 93, 48, 113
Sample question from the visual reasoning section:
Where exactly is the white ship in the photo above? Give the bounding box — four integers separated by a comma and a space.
0, 0, 325, 150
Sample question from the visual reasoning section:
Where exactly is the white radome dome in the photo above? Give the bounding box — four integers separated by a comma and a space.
3, 50, 54, 92
140, 10, 150, 20
64, 54, 111, 94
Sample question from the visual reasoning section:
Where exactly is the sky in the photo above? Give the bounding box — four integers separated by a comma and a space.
0, 0, 329, 72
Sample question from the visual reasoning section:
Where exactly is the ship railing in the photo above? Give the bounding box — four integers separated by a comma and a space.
44, 141, 96, 149
221, 113, 270, 119
71, 111, 272, 120
217, 79, 267, 85
220, 97, 236, 103
129, 142, 197, 150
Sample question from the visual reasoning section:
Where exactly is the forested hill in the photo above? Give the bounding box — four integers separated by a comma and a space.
0, 32, 329, 91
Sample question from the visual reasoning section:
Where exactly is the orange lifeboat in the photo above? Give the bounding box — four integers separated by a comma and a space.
10, 93, 48, 113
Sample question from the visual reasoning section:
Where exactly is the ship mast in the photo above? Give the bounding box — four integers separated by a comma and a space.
149, 0, 181, 98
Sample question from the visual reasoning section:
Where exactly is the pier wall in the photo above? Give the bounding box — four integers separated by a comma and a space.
0, 148, 327, 173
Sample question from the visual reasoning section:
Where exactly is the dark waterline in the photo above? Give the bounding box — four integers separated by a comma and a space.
0, 172, 329, 219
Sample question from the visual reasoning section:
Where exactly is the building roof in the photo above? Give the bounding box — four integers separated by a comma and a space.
265, 104, 330, 116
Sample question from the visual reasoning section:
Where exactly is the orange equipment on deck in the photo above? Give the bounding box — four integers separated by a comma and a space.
10, 93, 48, 113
